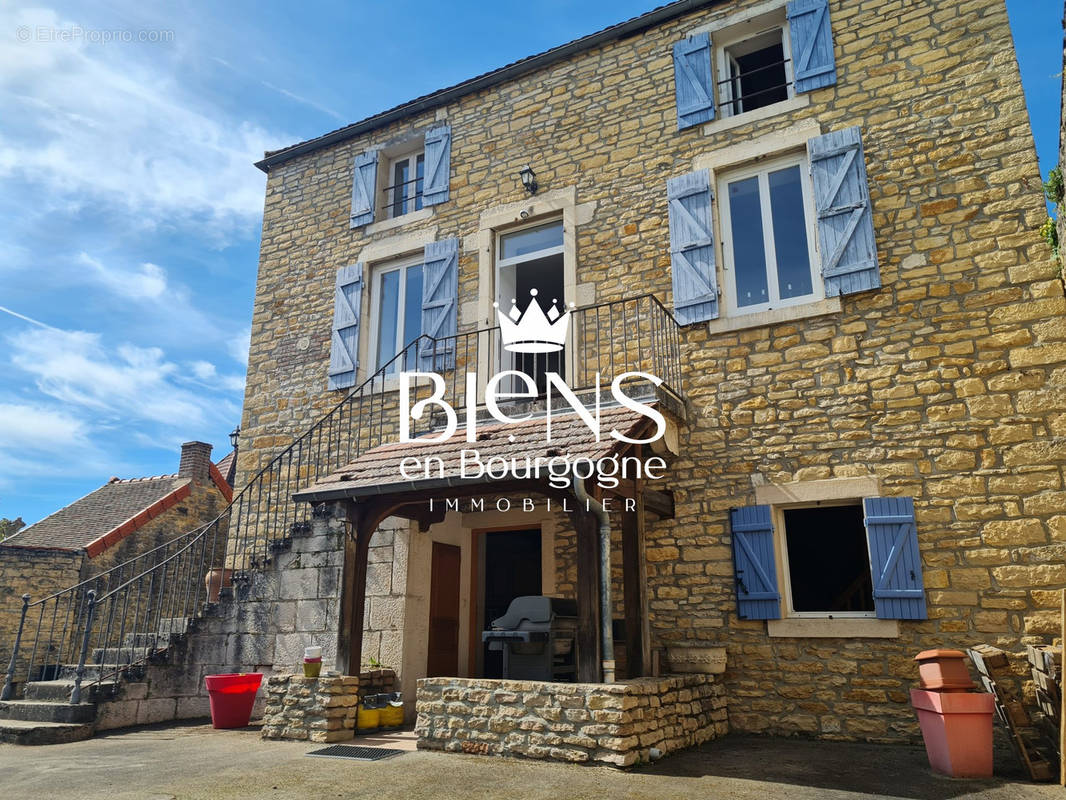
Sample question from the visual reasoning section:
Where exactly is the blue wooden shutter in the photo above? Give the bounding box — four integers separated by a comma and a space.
730, 505, 781, 620
328, 263, 363, 390
420, 238, 458, 370
673, 33, 715, 129
787, 0, 837, 93
863, 497, 927, 620
667, 170, 719, 324
422, 125, 451, 207
807, 127, 880, 296
350, 151, 378, 228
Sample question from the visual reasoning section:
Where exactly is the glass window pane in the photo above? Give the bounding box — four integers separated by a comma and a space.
768, 165, 813, 300
376, 269, 400, 370
414, 154, 425, 212
728, 176, 769, 307
402, 265, 423, 369
500, 221, 563, 260
392, 160, 409, 217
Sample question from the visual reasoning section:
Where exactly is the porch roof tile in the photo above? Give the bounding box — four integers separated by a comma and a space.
294, 405, 652, 502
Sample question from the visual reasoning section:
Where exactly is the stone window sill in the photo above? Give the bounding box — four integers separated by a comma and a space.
767, 618, 900, 639
702, 94, 811, 137
706, 296, 841, 335
365, 206, 434, 236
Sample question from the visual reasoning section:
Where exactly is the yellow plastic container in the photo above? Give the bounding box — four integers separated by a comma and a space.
356, 703, 380, 732
380, 702, 404, 728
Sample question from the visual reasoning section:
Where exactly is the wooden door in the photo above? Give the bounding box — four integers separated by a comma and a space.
427, 542, 461, 677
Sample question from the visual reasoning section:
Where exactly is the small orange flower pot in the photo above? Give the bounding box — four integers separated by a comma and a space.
910, 688, 994, 778
914, 649, 974, 691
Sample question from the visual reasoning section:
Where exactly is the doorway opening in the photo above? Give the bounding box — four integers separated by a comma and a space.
496, 220, 566, 395
479, 529, 543, 679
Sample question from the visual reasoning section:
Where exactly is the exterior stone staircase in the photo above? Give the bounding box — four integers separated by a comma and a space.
0, 617, 192, 745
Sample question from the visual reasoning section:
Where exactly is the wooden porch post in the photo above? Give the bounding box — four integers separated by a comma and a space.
573, 509, 602, 682
621, 483, 651, 678
341, 500, 372, 676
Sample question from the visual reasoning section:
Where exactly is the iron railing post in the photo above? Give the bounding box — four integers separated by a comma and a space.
1, 593, 30, 701
71, 590, 97, 705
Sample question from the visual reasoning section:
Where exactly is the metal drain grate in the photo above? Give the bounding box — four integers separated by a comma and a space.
306, 744, 404, 762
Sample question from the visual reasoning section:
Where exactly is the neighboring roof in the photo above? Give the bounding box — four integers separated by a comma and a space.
215, 449, 237, 487
294, 405, 654, 503
254, 0, 719, 172
2, 476, 192, 555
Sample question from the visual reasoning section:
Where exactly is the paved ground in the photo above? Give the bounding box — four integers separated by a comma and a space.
0, 721, 1061, 800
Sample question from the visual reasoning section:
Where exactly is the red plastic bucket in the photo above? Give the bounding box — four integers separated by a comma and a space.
204, 673, 263, 729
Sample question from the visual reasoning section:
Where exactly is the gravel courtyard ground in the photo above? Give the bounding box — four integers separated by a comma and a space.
0, 721, 1060, 800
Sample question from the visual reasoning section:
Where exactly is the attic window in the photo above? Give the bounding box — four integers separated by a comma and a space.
722, 30, 790, 115
384, 151, 425, 219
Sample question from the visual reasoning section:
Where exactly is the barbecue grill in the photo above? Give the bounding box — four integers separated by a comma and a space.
481, 596, 578, 682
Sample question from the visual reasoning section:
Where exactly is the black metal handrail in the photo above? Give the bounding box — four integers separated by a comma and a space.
1, 294, 684, 704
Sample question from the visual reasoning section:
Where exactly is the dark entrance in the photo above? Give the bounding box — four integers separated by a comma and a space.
481, 529, 542, 678
427, 541, 462, 677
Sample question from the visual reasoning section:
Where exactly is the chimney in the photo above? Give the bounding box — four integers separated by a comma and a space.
179, 441, 213, 483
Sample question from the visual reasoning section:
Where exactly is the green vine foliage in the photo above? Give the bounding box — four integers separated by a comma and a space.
1044, 166, 1064, 206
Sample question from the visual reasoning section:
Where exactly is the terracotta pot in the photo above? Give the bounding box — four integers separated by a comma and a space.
204, 568, 234, 603
915, 649, 974, 691
910, 688, 994, 777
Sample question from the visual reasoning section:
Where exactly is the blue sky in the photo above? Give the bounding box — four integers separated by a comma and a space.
0, 0, 1062, 526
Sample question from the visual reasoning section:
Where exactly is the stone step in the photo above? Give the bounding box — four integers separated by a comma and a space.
57, 663, 137, 682
91, 646, 154, 664
0, 719, 95, 746
23, 680, 78, 702
0, 698, 96, 724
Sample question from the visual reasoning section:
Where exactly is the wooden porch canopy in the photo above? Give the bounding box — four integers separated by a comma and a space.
293, 405, 674, 683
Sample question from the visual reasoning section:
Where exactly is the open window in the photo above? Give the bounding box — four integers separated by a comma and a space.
730, 497, 926, 624
719, 27, 792, 117
495, 219, 566, 395
781, 504, 875, 616
384, 151, 425, 219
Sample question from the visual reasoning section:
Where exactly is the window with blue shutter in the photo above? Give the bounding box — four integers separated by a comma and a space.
667, 170, 719, 324
420, 238, 458, 371
673, 33, 715, 129
422, 125, 451, 207
807, 127, 880, 296
787, 0, 837, 94
730, 505, 782, 620
863, 497, 927, 620
350, 151, 378, 228
328, 263, 363, 390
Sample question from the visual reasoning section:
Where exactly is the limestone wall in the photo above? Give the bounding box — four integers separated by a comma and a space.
416, 675, 726, 767
261, 674, 361, 743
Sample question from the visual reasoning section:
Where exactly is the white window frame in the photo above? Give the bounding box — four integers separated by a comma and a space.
367, 254, 424, 372
718, 151, 821, 317
713, 11, 795, 120
384, 151, 425, 220
493, 217, 568, 387
772, 500, 877, 621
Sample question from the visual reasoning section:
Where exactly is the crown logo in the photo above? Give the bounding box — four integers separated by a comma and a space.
494, 289, 574, 353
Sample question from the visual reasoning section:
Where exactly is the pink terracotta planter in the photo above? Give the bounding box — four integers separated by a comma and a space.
910, 688, 994, 778
914, 649, 975, 691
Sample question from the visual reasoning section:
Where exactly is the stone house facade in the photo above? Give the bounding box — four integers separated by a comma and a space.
15, 0, 1042, 750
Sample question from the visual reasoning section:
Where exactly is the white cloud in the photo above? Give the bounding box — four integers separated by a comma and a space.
0, 6, 290, 235
228, 326, 251, 367
78, 252, 168, 300
9, 327, 215, 426
190, 360, 216, 380
0, 402, 89, 452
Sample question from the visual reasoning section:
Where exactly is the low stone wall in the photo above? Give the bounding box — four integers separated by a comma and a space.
415, 675, 727, 767
261, 674, 360, 743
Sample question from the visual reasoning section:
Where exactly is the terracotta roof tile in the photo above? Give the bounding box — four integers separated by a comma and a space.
296, 406, 652, 501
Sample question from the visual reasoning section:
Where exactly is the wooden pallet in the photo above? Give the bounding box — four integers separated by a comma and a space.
967, 646, 1056, 782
